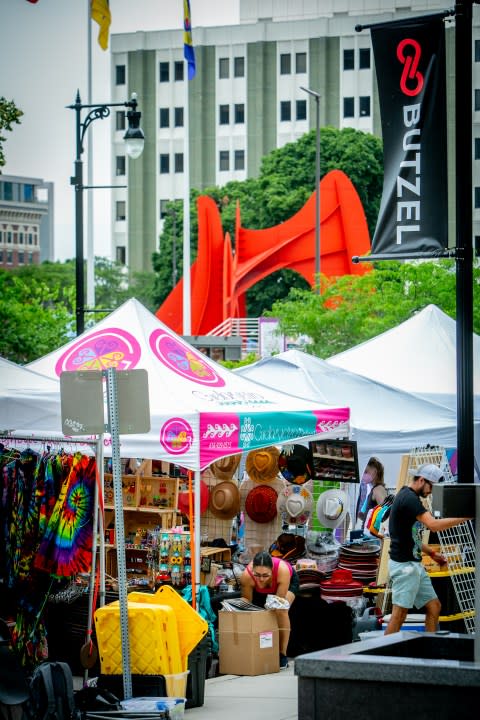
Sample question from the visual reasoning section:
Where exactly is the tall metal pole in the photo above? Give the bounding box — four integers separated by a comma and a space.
455, 0, 474, 485
315, 95, 321, 293
301, 87, 321, 292
73, 94, 85, 337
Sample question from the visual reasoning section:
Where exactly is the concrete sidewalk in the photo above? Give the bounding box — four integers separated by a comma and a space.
186, 665, 298, 720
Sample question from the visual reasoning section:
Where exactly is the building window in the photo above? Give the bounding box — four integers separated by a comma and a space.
360, 96, 371, 116
234, 104, 245, 124
343, 49, 354, 70
476, 39, 480, 62
160, 199, 169, 219
343, 97, 355, 118
280, 53, 291, 74
296, 99, 307, 121
159, 108, 170, 128
116, 155, 126, 176
115, 65, 126, 85
159, 62, 169, 82
23, 184, 34, 202
116, 201, 126, 221
174, 107, 184, 127
28, 233, 32, 245
219, 104, 230, 125
116, 111, 126, 131
296, 52, 307, 74
475, 138, 480, 159
174, 153, 184, 173
280, 101, 291, 122
234, 56, 245, 77
28, 252, 33, 264
160, 154, 170, 174
3, 182, 13, 201
219, 150, 229, 171
116, 246, 126, 264
475, 187, 480, 208
475, 89, 480, 112
359, 48, 371, 69
174, 61, 184, 81
0, 250, 3, 262
234, 150, 245, 170
7, 251, 12, 264
19, 232, 24, 244
18, 251, 24, 264
219, 57, 229, 78
7, 232, 12, 243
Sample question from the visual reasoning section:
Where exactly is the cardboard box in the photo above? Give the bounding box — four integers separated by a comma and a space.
218, 610, 279, 676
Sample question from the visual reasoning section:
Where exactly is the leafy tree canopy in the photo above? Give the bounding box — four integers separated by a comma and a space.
268, 260, 480, 358
0, 97, 23, 170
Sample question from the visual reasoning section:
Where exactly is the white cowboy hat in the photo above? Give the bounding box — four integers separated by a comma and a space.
316, 489, 348, 529
277, 485, 313, 522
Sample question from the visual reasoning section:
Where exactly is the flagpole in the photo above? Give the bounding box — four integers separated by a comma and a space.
87, 0, 95, 312
182, 73, 191, 336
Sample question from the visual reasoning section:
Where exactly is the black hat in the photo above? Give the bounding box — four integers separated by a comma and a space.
278, 444, 314, 485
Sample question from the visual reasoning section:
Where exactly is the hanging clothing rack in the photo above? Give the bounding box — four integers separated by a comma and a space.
0, 433, 97, 452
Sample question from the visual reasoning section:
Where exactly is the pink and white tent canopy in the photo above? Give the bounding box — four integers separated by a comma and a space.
27, 299, 349, 471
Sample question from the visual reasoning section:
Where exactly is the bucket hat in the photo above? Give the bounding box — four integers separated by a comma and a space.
277, 485, 313, 523
244, 484, 278, 523
177, 479, 209, 516
209, 481, 241, 520
408, 463, 444, 484
245, 446, 280, 483
316, 489, 348, 529
210, 454, 241, 481
278, 444, 313, 485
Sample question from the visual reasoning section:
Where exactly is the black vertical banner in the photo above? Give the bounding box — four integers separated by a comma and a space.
370, 18, 447, 255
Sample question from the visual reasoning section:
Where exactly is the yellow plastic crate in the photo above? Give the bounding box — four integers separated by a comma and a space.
94, 601, 181, 675
130, 586, 208, 665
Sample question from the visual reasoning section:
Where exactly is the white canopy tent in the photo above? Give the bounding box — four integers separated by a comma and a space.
235, 348, 479, 489
327, 304, 480, 417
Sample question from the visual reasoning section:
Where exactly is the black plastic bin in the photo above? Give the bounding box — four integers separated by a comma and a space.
98, 633, 211, 709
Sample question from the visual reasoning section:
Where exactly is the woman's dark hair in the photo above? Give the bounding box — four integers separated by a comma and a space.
367, 457, 385, 485
252, 551, 273, 569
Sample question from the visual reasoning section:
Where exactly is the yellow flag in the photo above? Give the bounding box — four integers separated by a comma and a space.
91, 0, 111, 51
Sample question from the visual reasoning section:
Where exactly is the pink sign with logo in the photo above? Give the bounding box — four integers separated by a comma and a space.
149, 329, 225, 387
55, 328, 141, 376
160, 417, 194, 455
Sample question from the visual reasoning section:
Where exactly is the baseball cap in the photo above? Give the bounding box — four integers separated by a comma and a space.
408, 463, 444, 484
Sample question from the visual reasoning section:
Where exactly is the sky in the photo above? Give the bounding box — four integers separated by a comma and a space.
1, 0, 239, 261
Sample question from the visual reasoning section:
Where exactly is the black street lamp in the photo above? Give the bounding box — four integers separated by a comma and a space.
68, 90, 145, 336
300, 86, 321, 293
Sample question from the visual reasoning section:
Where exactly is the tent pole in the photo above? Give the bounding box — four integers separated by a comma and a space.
97, 435, 106, 607
194, 469, 201, 604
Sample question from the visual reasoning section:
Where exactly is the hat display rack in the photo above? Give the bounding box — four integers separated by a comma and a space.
199, 454, 242, 544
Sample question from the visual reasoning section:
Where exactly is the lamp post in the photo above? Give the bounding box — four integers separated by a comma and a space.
68, 90, 145, 336
300, 86, 321, 293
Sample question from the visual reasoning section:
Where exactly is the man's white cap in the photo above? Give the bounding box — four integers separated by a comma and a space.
408, 463, 444, 484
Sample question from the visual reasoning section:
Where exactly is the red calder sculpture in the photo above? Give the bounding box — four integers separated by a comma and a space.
156, 169, 371, 335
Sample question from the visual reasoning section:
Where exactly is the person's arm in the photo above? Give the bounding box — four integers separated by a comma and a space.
239, 569, 254, 602
421, 543, 447, 566
417, 510, 471, 532
373, 485, 387, 505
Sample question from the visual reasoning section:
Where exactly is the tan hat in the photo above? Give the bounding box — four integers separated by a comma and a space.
210, 454, 241, 481
209, 481, 241, 520
245, 446, 280, 483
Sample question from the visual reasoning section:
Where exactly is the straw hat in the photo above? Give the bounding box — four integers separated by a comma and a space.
277, 485, 313, 523
278, 444, 314, 485
316, 489, 348, 529
244, 485, 278, 523
210, 454, 242, 481
209, 481, 241, 520
245, 446, 280, 483
177, 479, 209, 516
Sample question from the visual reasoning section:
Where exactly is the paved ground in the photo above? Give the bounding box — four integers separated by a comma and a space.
186, 665, 298, 720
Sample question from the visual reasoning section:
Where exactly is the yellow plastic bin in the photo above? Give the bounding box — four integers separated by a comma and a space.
94, 602, 181, 675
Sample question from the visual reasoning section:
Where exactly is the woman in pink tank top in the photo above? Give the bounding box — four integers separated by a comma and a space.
239, 551, 299, 669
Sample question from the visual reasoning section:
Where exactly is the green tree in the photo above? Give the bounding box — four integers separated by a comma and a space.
269, 260, 480, 358
0, 97, 23, 170
0, 270, 73, 363
152, 127, 383, 317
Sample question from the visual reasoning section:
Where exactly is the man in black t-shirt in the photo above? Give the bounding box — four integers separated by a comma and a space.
385, 463, 471, 634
